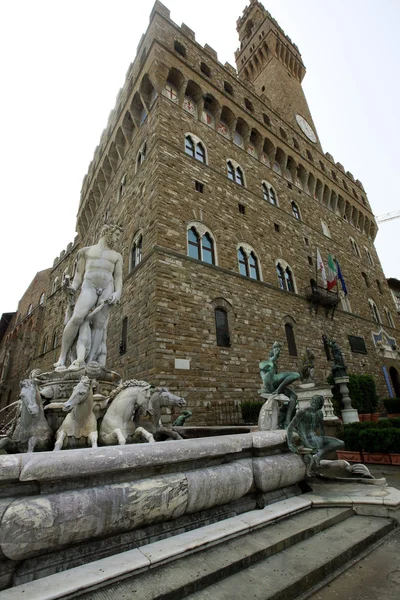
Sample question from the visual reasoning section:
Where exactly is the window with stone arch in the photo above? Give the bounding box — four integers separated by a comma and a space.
361, 272, 369, 287
52, 277, 59, 294
120, 317, 128, 355
117, 173, 127, 203
276, 259, 296, 293
321, 220, 331, 238
52, 330, 58, 349
184, 134, 207, 164
136, 141, 147, 171
349, 237, 361, 257
237, 244, 261, 281
262, 181, 278, 206
27, 303, 33, 316
368, 298, 381, 324
291, 201, 301, 221
284, 318, 298, 357
227, 159, 245, 186
211, 298, 233, 348
39, 292, 45, 306
385, 307, 395, 329
130, 232, 143, 271
187, 223, 216, 265
364, 246, 374, 266
42, 337, 48, 354
339, 290, 351, 313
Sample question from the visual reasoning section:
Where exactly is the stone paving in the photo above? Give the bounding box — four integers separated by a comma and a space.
307, 464, 400, 600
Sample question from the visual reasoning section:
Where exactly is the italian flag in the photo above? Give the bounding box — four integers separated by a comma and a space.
327, 253, 337, 291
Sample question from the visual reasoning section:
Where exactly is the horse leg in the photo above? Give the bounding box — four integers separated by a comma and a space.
135, 426, 155, 443
54, 431, 66, 451
114, 428, 126, 445
88, 431, 98, 448
27, 436, 40, 453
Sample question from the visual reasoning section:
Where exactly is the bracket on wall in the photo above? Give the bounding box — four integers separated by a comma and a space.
305, 283, 339, 319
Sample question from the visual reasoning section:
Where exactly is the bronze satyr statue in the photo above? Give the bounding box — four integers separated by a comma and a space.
286, 394, 344, 475
259, 341, 300, 428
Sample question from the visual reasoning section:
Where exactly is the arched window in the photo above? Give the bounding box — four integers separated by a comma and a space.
262, 182, 277, 206
215, 309, 230, 347
201, 233, 214, 265
361, 272, 369, 287
368, 299, 381, 324
27, 304, 33, 316
185, 135, 195, 157
227, 160, 245, 186
52, 277, 59, 294
385, 308, 395, 329
185, 135, 207, 164
187, 225, 215, 265
131, 235, 143, 270
188, 227, 201, 259
376, 280, 383, 294
321, 220, 331, 238
291, 201, 301, 220
136, 142, 147, 169
120, 317, 128, 355
285, 323, 298, 356
39, 292, 45, 306
350, 237, 361, 257
195, 142, 206, 163
339, 290, 351, 313
237, 247, 260, 280
365, 247, 374, 266
52, 331, 58, 349
277, 264, 285, 289
276, 261, 296, 293
117, 173, 126, 202
227, 161, 235, 181
42, 337, 47, 354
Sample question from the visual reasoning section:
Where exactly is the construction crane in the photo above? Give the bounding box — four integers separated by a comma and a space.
375, 210, 400, 224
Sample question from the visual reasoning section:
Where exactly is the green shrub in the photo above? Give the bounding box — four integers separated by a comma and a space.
343, 424, 400, 453
328, 373, 378, 415
240, 401, 264, 424
383, 398, 400, 414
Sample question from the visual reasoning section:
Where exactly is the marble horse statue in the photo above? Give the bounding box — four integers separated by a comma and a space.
99, 380, 156, 445
54, 375, 98, 450
138, 387, 187, 441
0, 378, 52, 453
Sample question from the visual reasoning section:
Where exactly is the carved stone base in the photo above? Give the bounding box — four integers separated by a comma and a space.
296, 383, 339, 422
341, 408, 359, 424
258, 394, 288, 431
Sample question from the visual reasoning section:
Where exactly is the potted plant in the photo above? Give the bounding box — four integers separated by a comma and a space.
387, 428, 400, 465
338, 424, 363, 462
383, 398, 400, 418
360, 429, 391, 464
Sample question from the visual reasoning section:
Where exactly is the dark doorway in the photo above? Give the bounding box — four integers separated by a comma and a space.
389, 366, 400, 397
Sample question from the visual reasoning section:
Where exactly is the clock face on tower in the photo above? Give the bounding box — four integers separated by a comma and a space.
295, 114, 317, 143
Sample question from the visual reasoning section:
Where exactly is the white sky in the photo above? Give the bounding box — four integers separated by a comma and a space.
1, 0, 399, 315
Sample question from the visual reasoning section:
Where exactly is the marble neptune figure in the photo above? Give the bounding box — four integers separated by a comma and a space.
54, 223, 123, 371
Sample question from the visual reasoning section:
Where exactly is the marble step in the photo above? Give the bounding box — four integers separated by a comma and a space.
186, 515, 396, 600
1, 502, 356, 599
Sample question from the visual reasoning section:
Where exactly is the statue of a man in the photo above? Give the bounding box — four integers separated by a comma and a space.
323, 335, 347, 378
259, 341, 300, 428
54, 223, 123, 371
300, 347, 315, 383
286, 395, 344, 474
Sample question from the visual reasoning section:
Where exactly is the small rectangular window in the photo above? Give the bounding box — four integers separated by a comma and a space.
304, 237, 309, 246
274, 223, 280, 232
238, 203, 246, 215
308, 256, 313, 266
195, 181, 204, 193
348, 335, 367, 354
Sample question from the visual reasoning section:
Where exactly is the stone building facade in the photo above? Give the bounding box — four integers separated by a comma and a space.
1, 0, 400, 422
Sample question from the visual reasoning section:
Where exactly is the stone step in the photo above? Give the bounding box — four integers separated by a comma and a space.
1, 501, 357, 600
186, 515, 396, 600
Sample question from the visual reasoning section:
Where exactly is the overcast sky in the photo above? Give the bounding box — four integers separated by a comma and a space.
1, 0, 399, 315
